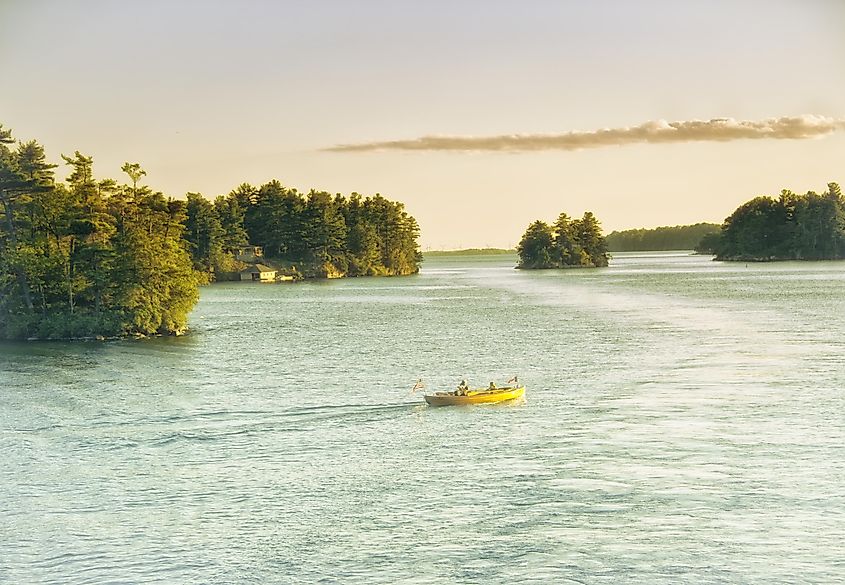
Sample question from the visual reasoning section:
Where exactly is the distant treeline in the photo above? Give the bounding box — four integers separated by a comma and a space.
424, 248, 514, 257
701, 182, 845, 261
0, 122, 421, 340
517, 211, 609, 269
186, 182, 421, 279
606, 223, 720, 252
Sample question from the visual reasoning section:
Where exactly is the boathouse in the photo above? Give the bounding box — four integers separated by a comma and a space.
239, 264, 277, 282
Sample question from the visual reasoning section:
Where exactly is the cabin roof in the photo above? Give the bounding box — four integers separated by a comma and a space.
240, 264, 276, 274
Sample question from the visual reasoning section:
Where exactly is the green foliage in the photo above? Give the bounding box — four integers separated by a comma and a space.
226, 185, 422, 277
694, 232, 721, 254
120, 162, 146, 191
0, 123, 199, 340
213, 194, 249, 248
517, 212, 609, 269
517, 221, 554, 269
606, 223, 721, 252
715, 183, 845, 261
185, 192, 224, 272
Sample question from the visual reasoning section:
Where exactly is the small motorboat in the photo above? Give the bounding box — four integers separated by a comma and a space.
423, 385, 525, 407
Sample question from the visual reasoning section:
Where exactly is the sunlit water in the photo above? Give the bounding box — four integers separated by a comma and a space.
2, 252, 844, 584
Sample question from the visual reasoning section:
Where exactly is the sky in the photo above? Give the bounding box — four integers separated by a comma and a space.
1, 0, 844, 249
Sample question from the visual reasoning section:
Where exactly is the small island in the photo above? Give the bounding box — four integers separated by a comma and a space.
516, 211, 609, 269
0, 123, 422, 340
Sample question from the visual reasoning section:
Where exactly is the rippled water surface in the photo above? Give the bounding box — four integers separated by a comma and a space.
2, 252, 844, 584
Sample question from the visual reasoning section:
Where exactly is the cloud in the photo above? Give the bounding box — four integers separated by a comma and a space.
325, 115, 845, 153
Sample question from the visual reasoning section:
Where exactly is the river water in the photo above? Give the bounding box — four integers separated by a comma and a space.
1, 252, 844, 584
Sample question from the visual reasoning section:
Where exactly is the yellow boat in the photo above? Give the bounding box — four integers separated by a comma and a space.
423, 385, 525, 407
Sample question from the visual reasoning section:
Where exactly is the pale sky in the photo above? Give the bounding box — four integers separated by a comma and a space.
2, 0, 844, 249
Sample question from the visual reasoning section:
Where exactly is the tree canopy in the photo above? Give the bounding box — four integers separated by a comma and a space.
516, 211, 609, 269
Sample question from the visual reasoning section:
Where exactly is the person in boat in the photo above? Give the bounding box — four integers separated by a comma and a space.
456, 380, 469, 396
488, 381, 497, 391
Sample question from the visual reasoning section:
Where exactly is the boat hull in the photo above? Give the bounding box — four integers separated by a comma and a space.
423, 386, 525, 407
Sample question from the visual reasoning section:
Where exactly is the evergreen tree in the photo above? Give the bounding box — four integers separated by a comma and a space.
517, 221, 554, 268
110, 189, 199, 335
185, 192, 224, 274
344, 193, 380, 275
0, 128, 55, 313
552, 212, 579, 265
302, 190, 348, 273
213, 194, 248, 248
572, 211, 609, 267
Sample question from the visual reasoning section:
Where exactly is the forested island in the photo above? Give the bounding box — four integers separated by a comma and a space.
606, 223, 720, 252
185, 182, 421, 279
699, 182, 844, 261
517, 211, 609, 268
0, 124, 421, 340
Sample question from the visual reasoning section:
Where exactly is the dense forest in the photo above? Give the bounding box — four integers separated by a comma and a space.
606, 223, 720, 252
700, 182, 845, 261
517, 211, 609, 269
185, 182, 421, 279
0, 123, 422, 340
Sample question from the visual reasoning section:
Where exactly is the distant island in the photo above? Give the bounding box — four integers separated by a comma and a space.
517, 211, 609, 268
424, 248, 514, 257
606, 223, 720, 252
0, 123, 422, 340
700, 182, 844, 261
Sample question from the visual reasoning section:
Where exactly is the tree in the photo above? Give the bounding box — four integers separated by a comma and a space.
302, 190, 347, 272
121, 162, 146, 194
246, 180, 305, 259
572, 211, 609, 267
213, 194, 248, 248
517, 221, 554, 268
0, 131, 56, 313
110, 189, 199, 335
552, 212, 580, 265
185, 192, 224, 273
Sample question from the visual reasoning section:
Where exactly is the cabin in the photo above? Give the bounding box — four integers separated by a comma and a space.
239, 264, 277, 282
228, 245, 264, 262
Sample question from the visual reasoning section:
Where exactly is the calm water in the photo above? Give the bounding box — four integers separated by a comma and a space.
2, 252, 844, 584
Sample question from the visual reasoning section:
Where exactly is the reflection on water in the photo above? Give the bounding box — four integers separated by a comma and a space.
2, 252, 844, 583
